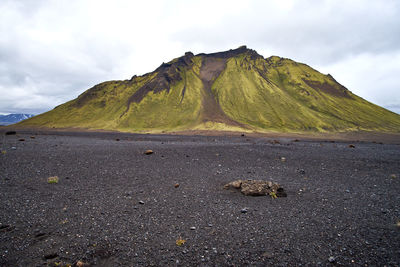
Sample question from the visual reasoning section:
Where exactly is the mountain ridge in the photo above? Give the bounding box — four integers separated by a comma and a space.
0, 113, 34, 126
18, 46, 400, 133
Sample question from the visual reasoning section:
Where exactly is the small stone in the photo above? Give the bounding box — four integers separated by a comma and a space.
138, 201, 144, 205
144, 150, 153, 155
348, 144, 355, 148
276, 187, 287, 197
262, 251, 273, 258
18, 138, 25, 141
76, 260, 87, 267
115, 138, 120, 141
328, 256, 335, 263
241, 208, 248, 213
30, 136, 35, 139
43, 252, 58, 260
190, 226, 196, 230
11, 147, 16, 150
5, 131, 16, 135
280, 157, 286, 162
174, 183, 180, 188
390, 174, 396, 179
0, 224, 10, 230
298, 169, 305, 174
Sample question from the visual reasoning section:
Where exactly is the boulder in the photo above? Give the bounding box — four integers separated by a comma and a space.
224, 179, 286, 197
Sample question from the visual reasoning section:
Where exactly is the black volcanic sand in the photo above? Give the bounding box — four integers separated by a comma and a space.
0, 131, 399, 266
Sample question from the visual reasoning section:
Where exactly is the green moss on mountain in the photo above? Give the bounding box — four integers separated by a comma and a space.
19, 46, 400, 133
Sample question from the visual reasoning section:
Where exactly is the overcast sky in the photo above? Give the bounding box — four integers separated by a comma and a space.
1, 0, 399, 115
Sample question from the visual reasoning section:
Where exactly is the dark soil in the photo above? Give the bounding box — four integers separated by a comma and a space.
0, 130, 399, 266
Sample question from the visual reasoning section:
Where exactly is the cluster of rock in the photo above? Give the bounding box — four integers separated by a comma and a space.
224, 179, 287, 197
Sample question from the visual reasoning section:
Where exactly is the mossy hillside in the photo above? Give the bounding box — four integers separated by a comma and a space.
212, 53, 400, 132
212, 56, 340, 131
265, 58, 400, 131
21, 58, 205, 132
18, 47, 400, 133
118, 67, 204, 131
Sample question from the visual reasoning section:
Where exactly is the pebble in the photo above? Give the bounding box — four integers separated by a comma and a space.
190, 226, 196, 230
241, 208, 248, 213
138, 201, 144, 205
328, 256, 335, 263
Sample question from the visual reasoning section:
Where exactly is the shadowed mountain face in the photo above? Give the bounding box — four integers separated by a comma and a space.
19, 46, 400, 133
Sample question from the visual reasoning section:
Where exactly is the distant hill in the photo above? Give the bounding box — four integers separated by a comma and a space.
18, 46, 400, 133
0, 114, 34, 126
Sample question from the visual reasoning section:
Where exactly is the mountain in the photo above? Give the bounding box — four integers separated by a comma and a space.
0, 114, 34, 126
18, 46, 400, 133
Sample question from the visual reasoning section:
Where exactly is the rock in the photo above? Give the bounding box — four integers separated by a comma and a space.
280, 157, 286, 162
174, 183, 180, 188
0, 224, 10, 230
76, 260, 87, 267
144, 150, 153, 155
390, 174, 396, 179
276, 187, 287, 197
43, 252, 58, 260
224, 179, 286, 197
262, 251, 273, 258
5, 131, 16, 135
30, 136, 35, 139
328, 256, 336, 263
139, 201, 144, 205
241, 180, 279, 196
348, 144, 355, 148
298, 169, 306, 174
240, 208, 248, 213
115, 138, 120, 141
223, 180, 243, 189
190, 226, 196, 230
11, 147, 16, 150
18, 138, 25, 141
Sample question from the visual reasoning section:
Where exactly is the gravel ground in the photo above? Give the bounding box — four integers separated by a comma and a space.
0, 131, 399, 266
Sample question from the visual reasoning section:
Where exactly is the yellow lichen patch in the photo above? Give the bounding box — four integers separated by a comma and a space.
47, 176, 59, 184
176, 238, 186, 246
269, 191, 277, 199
